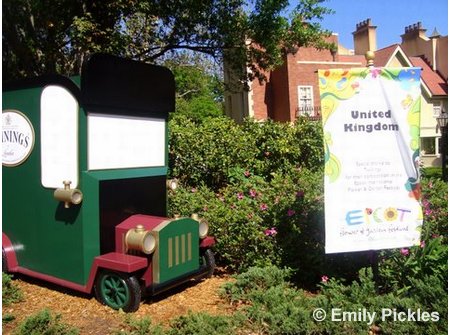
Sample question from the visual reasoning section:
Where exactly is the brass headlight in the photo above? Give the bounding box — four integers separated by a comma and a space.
199, 220, 209, 239
125, 225, 157, 254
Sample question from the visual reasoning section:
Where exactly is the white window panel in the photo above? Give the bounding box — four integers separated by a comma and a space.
88, 114, 165, 170
41, 86, 79, 188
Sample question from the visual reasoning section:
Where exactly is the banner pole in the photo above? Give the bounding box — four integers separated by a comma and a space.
365, 50, 380, 288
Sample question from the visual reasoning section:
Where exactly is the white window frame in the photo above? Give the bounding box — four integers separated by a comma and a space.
433, 102, 442, 118
297, 85, 314, 116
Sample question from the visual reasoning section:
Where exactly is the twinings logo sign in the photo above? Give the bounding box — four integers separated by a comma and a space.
2, 110, 35, 166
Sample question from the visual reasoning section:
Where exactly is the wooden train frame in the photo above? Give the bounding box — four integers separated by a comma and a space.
2, 54, 215, 312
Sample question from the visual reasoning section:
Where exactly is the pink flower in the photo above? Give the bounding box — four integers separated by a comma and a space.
287, 209, 296, 217
321, 275, 329, 283
191, 188, 197, 193
260, 203, 268, 211
296, 190, 304, 198
400, 248, 409, 256
264, 227, 277, 236
237, 192, 244, 200
249, 189, 257, 198
420, 241, 425, 248
244, 170, 251, 177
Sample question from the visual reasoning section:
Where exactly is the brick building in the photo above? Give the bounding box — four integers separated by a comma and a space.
224, 19, 448, 167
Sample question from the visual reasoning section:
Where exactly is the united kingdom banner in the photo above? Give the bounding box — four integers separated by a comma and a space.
318, 67, 423, 253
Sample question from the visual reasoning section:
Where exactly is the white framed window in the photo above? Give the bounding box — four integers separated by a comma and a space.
297, 86, 314, 116
433, 102, 442, 117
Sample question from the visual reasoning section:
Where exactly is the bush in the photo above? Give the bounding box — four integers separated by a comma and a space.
115, 313, 242, 335
421, 167, 443, 179
169, 115, 323, 190
169, 114, 258, 190
220, 266, 448, 335
315, 267, 447, 335
114, 315, 165, 335
169, 167, 324, 272
221, 266, 316, 335
167, 312, 243, 335
13, 309, 79, 335
420, 177, 448, 241
378, 176, 448, 294
2, 272, 23, 306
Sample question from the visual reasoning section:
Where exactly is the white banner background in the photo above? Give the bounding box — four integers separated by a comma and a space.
319, 67, 423, 253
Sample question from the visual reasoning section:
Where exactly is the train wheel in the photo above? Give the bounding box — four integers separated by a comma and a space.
200, 249, 215, 278
94, 271, 141, 312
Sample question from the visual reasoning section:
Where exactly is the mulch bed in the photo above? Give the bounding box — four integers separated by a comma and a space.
2, 270, 234, 335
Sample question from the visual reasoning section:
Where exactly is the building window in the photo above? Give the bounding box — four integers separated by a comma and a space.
297, 86, 314, 115
433, 102, 442, 117
420, 137, 439, 155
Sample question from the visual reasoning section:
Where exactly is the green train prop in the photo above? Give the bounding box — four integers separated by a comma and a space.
2, 54, 215, 312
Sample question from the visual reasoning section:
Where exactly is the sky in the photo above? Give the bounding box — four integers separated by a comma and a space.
310, 0, 448, 50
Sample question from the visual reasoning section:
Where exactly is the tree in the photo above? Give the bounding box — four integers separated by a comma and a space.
3, 0, 333, 82
164, 52, 224, 121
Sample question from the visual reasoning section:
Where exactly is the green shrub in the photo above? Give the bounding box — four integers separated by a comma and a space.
221, 266, 316, 335
114, 315, 165, 335
221, 265, 294, 302
421, 167, 443, 179
13, 309, 79, 335
421, 177, 448, 241
220, 266, 447, 335
2, 272, 23, 306
378, 176, 448, 294
168, 115, 323, 190
167, 312, 243, 335
169, 114, 258, 190
169, 168, 324, 272
316, 268, 447, 335
378, 236, 448, 294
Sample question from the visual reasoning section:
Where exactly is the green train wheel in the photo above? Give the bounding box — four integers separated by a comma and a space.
94, 271, 141, 312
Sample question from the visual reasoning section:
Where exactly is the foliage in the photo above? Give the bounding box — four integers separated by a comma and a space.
219, 266, 447, 335
169, 115, 324, 190
115, 313, 243, 335
167, 312, 243, 335
2, 272, 23, 306
13, 309, 79, 335
169, 166, 324, 272
315, 268, 447, 335
421, 167, 443, 179
420, 177, 448, 241
3, 0, 334, 82
169, 114, 258, 189
114, 315, 165, 335
378, 236, 448, 294
377, 176, 448, 294
164, 53, 224, 121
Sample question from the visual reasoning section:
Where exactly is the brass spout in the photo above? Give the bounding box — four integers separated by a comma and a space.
54, 180, 83, 208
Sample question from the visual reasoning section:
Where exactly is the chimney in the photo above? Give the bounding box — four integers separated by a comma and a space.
430, 27, 441, 71
401, 22, 427, 43
353, 19, 377, 55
